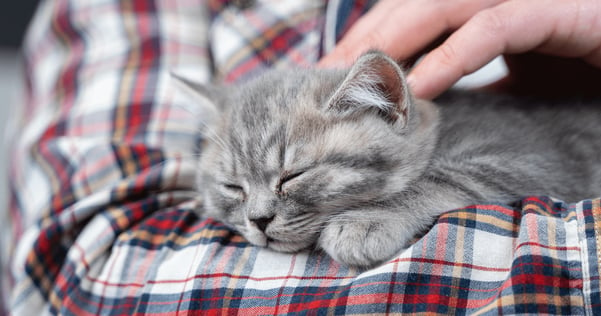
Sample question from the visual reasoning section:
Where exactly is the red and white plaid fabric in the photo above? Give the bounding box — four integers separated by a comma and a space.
3, 0, 600, 314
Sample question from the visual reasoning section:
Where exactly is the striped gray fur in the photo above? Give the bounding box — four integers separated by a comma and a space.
180, 51, 601, 268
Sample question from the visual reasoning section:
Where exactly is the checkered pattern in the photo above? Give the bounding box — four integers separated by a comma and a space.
2, 0, 600, 314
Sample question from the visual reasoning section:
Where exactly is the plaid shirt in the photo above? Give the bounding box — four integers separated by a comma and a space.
3, 0, 600, 314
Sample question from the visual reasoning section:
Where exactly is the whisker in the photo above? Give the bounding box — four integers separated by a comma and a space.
199, 121, 229, 152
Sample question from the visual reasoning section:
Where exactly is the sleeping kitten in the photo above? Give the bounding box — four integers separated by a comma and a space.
176, 51, 601, 268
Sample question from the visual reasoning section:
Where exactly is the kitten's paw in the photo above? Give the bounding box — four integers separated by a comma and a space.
319, 221, 407, 268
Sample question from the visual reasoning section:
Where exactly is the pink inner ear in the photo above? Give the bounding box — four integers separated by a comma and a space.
368, 56, 408, 124
373, 58, 404, 110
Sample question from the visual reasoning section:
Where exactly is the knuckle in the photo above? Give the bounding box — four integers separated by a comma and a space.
336, 30, 387, 62
471, 8, 507, 38
434, 42, 459, 67
363, 30, 386, 50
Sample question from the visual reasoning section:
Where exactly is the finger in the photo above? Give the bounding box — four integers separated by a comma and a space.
319, 0, 504, 68
408, 0, 595, 99
533, 0, 601, 64
318, 0, 404, 67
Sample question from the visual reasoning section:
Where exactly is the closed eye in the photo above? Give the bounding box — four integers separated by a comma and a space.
277, 170, 305, 192
223, 183, 244, 191
221, 183, 246, 200
282, 171, 305, 183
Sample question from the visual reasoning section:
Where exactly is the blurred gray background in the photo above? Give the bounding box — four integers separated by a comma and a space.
1, 1, 40, 216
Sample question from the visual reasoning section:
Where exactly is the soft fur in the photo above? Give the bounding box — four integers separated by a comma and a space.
179, 51, 601, 268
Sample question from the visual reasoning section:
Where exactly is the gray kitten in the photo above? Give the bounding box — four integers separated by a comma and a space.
177, 51, 601, 268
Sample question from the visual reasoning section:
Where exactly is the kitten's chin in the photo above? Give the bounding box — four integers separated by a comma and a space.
247, 234, 311, 253
244, 230, 315, 253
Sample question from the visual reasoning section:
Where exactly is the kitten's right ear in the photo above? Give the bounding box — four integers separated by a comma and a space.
326, 51, 412, 127
170, 72, 222, 118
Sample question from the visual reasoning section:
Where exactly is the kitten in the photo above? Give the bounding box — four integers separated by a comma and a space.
176, 51, 601, 268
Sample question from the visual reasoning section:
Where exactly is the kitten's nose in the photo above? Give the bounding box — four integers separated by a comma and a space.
250, 215, 275, 233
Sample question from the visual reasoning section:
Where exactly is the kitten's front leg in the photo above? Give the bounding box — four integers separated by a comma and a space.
318, 212, 424, 268
318, 178, 476, 267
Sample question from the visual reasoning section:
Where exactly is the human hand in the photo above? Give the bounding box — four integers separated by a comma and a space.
319, 0, 601, 99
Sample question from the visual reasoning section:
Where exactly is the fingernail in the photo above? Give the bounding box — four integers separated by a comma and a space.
406, 74, 417, 90
407, 74, 430, 99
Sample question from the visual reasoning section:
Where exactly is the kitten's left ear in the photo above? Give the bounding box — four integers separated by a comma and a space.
170, 72, 222, 118
327, 51, 411, 126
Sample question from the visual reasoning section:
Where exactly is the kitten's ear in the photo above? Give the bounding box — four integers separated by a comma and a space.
170, 72, 222, 118
327, 51, 411, 126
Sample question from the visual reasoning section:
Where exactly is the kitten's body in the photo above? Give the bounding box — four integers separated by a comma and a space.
434, 92, 601, 203
348, 91, 601, 229
183, 52, 601, 267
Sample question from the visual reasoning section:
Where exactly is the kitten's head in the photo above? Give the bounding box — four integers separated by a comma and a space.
179, 51, 438, 253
